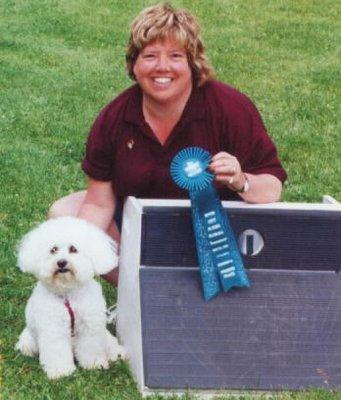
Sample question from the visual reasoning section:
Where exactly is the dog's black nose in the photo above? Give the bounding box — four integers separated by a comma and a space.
57, 260, 68, 269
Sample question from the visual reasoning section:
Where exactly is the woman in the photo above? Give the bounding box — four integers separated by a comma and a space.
49, 3, 287, 284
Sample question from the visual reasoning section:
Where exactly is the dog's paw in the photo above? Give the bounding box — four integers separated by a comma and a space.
15, 328, 38, 357
45, 363, 76, 379
108, 343, 126, 362
106, 330, 126, 361
78, 353, 110, 370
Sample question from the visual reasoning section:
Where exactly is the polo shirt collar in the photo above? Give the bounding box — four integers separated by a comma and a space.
124, 83, 207, 126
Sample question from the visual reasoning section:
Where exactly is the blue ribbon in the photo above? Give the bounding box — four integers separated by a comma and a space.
170, 147, 250, 300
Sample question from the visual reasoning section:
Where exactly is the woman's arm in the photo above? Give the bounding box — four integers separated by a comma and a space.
78, 178, 121, 284
77, 177, 116, 232
237, 173, 282, 203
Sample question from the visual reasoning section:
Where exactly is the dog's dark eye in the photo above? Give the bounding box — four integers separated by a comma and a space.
50, 246, 58, 254
69, 245, 78, 254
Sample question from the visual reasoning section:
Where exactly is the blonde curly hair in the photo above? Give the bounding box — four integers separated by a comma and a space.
126, 3, 214, 87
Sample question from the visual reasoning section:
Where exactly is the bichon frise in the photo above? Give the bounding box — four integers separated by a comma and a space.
15, 216, 125, 379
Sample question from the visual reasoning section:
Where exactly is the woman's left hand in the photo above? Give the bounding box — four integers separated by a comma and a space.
209, 151, 245, 191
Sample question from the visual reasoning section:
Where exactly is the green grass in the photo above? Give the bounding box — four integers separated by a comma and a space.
0, 0, 340, 399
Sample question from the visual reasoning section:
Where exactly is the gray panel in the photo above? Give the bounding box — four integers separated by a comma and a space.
140, 268, 341, 390
140, 207, 341, 272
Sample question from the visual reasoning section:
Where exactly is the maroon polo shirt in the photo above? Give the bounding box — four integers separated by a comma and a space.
82, 80, 287, 200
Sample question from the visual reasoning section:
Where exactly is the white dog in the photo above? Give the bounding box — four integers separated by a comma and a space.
15, 216, 125, 379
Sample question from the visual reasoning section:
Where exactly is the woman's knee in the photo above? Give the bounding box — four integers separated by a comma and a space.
48, 191, 86, 219
48, 199, 68, 219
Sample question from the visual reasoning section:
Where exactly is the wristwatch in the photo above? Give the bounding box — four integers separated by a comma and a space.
236, 175, 250, 193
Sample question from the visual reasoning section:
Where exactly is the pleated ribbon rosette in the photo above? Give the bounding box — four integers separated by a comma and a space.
170, 147, 250, 300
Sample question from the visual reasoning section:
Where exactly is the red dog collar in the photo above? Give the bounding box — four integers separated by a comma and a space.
64, 299, 75, 337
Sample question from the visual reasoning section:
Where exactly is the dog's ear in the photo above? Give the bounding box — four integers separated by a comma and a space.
17, 226, 42, 274
86, 225, 119, 276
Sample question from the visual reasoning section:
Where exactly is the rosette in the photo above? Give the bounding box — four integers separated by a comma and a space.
170, 147, 250, 300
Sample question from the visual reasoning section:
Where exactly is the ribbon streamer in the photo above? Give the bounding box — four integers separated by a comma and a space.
170, 147, 250, 300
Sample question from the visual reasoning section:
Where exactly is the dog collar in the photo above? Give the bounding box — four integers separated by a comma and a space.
64, 299, 75, 337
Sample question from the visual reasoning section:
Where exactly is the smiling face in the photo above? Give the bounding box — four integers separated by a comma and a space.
133, 38, 193, 106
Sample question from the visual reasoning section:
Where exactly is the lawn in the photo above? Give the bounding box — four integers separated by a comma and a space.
0, 0, 340, 399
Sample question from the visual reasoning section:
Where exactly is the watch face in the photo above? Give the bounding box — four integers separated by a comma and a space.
238, 177, 250, 193
243, 179, 250, 193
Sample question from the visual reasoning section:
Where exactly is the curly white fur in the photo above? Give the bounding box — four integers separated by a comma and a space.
15, 216, 125, 379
